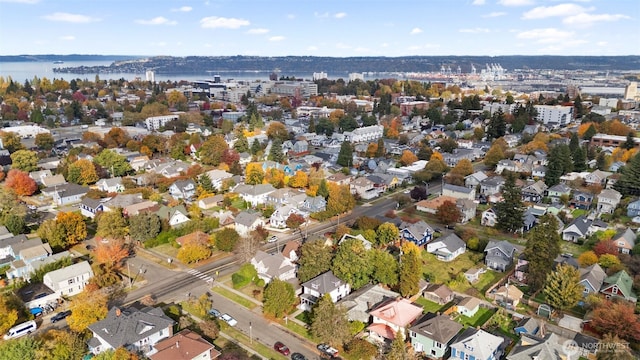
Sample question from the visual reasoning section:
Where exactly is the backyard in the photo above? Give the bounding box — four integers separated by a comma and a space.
422, 251, 504, 297
454, 307, 496, 328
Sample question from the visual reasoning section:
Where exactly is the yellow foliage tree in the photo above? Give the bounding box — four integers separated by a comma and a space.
430, 152, 443, 161
366, 143, 378, 158
245, 162, 265, 185
400, 150, 418, 166
578, 251, 599, 267
450, 159, 474, 177
0, 294, 19, 335
67, 290, 108, 332
289, 170, 309, 188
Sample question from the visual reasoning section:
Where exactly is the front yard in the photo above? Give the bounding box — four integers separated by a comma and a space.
454, 307, 496, 328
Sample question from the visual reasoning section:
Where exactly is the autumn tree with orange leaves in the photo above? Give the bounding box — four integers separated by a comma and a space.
590, 300, 640, 342
400, 150, 418, 166
93, 239, 129, 271
4, 169, 37, 196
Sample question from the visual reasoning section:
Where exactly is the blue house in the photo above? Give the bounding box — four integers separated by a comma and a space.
627, 199, 640, 217
514, 317, 539, 336
400, 220, 433, 246
450, 328, 504, 360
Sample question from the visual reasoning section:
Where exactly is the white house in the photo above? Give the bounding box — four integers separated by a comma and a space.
426, 234, 466, 262
145, 114, 180, 131
169, 179, 196, 200
596, 189, 622, 215
269, 205, 303, 229
234, 184, 276, 207
450, 328, 504, 360
201, 169, 233, 191
234, 211, 264, 237
96, 177, 125, 193
345, 125, 383, 143
43, 261, 93, 296
250, 250, 296, 284
300, 271, 351, 311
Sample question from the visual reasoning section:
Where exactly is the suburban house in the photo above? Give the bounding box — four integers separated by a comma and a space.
546, 183, 571, 204
339, 284, 400, 323
269, 205, 303, 229
234, 184, 276, 207
479, 176, 505, 196
596, 189, 622, 214
456, 296, 481, 317
442, 184, 476, 201
339, 233, 373, 250
409, 313, 462, 359
400, 220, 434, 246
300, 271, 351, 311
299, 195, 327, 213
457, 199, 477, 224
513, 317, 539, 336
51, 183, 89, 206
367, 298, 423, 341
481, 208, 498, 227
416, 196, 457, 215
489, 284, 524, 308
579, 263, 606, 297
484, 240, 517, 271
201, 169, 233, 191
156, 205, 190, 228
450, 328, 504, 360
584, 169, 612, 186
234, 211, 265, 237
175, 231, 209, 247
197, 194, 224, 210
351, 177, 380, 200
426, 234, 466, 262
521, 181, 547, 203
41, 173, 66, 188
612, 228, 636, 254
562, 216, 596, 242
600, 270, 637, 303
465, 171, 488, 189
627, 198, 640, 217
81, 197, 108, 219
148, 329, 220, 360
507, 333, 565, 360
281, 241, 301, 262
96, 177, 125, 193
6, 240, 53, 280
570, 191, 594, 210
423, 283, 454, 305
464, 267, 486, 283
169, 180, 196, 200
29, 169, 52, 185
87, 306, 175, 355
43, 260, 93, 296
250, 250, 296, 284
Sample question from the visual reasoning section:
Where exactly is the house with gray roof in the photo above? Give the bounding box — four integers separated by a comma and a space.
88, 306, 175, 355
612, 227, 636, 254
426, 234, 466, 262
442, 183, 476, 201
465, 171, 488, 189
562, 216, 594, 242
484, 240, 516, 271
579, 263, 606, 298
6, 240, 52, 280
80, 197, 105, 218
339, 284, 400, 323
250, 250, 296, 284
450, 328, 504, 360
400, 220, 434, 246
410, 313, 463, 359
43, 260, 93, 296
507, 333, 565, 360
96, 177, 125, 193
169, 179, 196, 200
300, 271, 351, 311
234, 211, 264, 237
479, 176, 505, 196
596, 188, 622, 215
546, 183, 571, 204
521, 180, 547, 203
299, 195, 327, 213
423, 283, 454, 305
233, 183, 276, 207
513, 317, 539, 336
50, 183, 89, 206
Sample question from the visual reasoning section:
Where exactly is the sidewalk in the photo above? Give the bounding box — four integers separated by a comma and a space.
214, 278, 263, 307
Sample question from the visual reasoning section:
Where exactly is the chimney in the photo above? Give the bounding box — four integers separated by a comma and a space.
115, 308, 121, 317
176, 341, 179, 348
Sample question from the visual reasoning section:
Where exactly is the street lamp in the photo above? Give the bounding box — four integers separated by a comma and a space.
249, 322, 253, 344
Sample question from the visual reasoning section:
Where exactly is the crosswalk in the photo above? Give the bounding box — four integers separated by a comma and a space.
187, 269, 214, 284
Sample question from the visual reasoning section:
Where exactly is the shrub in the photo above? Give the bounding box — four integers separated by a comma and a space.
232, 273, 251, 289
232, 263, 257, 289
349, 320, 365, 335
345, 338, 378, 360
254, 278, 265, 287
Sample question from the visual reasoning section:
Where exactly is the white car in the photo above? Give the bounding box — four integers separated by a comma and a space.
220, 313, 237, 326
268, 235, 278, 243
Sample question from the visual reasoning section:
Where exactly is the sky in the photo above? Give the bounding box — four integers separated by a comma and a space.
0, 0, 638, 57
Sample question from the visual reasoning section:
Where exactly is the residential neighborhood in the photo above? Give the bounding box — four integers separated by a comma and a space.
0, 61, 639, 360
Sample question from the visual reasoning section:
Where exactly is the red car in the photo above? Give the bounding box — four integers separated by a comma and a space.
274, 341, 290, 356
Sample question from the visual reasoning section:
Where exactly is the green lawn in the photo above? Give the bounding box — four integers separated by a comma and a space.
474, 270, 502, 294
571, 209, 587, 218
415, 298, 447, 313
212, 287, 258, 310
456, 307, 496, 328
295, 311, 312, 325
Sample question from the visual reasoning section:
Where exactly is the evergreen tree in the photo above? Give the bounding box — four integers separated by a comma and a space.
199, 173, 214, 193
524, 214, 561, 292
622, 132, 636, 150
582, 124, 597, 140
613, 152, 640, 196
268, 139, 285, 163
337, 141, 353, 167
545, 146, 565, 187
399, 243, 421, 297
233, 132, 249, 153
573, 146, 587, 171
596, 151, 608, 171
569, 132, 580, 154
386, 330, 408, 360
250, 139, 262, 155
308, 116, 316, 133
30, 108, 44, 124
573, 94, 584, 118
487, 108, 506, 139
317, 179, 329, 199
559, 144, 573, 174
375, 138, 385, 157
543, 264, 583, 313
310, 294, 351, 347
495, 172, 524, 233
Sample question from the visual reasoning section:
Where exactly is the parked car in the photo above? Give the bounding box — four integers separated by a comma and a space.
220, 313, 237, 326
268, 235, 278, 243
291, 353, 307, 360
51, 310, 72, 323
317, 343, 339, 358
208, 308, 221, 318
29, 307, 43, 318
274, 341, 290, 356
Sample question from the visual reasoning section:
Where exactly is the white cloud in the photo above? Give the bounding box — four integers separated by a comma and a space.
355, 47, 370, 53
517, 28, 574, 44
523, 4, 591, 19
42, 12, 100, 23
0, 0, 39, 3
151, 41, 167, 47
59, 35, 75, 41
200, 16, 250, 29
334, 12, 347, 19
472, 0, 486, 5
498, 0, 534, 6
246, 28, 269, 34
410, 27, 423, 35
596, 41, 607, 46
408, 43, 440, 51
307, 46, 318, 51
314, 12, 329, 18
135, 16, 177, 25
459, 27, 490, 33
336, 43, 351, 49
381, 43, 389, 48
287, 14, 296, 19
563, 13, 629, 26
171, 6, 192, 12
269, 36, 285, 42
483, 12, 507, 18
